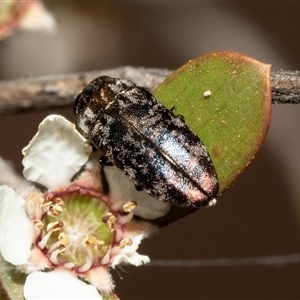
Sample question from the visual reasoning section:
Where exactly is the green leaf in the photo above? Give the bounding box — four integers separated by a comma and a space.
153, 51, 272, 225
0, 253, 26, 300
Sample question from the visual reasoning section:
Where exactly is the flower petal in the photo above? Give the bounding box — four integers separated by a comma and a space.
82, 266, 115, 296
111, 233, 150, 267
22, 115, 92, 190
103, 166, 171, 219
20, 1, 56, 33
24, 269, 102, 299
0, 186, 34, 265
111, 252, 150, 267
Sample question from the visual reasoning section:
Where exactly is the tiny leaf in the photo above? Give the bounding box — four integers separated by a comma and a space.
0, 253, 26, 300
153, 51, 272, 224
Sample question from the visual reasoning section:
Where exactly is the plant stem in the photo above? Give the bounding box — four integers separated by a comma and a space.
0, 67, 170, 116
0, 68, 299, 117
271, 70, 300, 104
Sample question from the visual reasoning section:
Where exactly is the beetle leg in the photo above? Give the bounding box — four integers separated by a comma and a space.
169, 106, 185, 123
99, 155, 114, 166
176, 114, 185, 123
134, 183, 144, 192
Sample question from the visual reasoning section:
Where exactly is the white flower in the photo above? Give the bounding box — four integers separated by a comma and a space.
0, 0, 56, 40
24, 269, 101, 299
0, 186, 34, 265
0, 115, 164, 299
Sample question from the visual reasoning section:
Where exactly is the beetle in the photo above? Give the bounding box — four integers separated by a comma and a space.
74, 76, 219, 208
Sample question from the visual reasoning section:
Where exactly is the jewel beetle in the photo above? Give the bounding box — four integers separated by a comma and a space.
74, 76, 219, 208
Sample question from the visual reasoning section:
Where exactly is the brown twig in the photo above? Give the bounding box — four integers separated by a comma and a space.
271, 70, 300, 104
0, 68, 299, 117
0, 67, 171, 116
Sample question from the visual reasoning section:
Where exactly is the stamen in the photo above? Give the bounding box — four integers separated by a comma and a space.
50, 245, 66, 264
123, 201, 137, 213
111, 200, 124, 211
58, 232, 70, 246
78, 256, 92, 273
39, 221, 64, 249
38, 197, 44, 207
81, 235, 104, 250
102, 212, 117, 231
53, 198, 64, 206
94, 240, 105, 250
118, 211, 134, 225
64, 262, 75, 269
48, 233, 70, 253
78, 245, 93, 272
42, 197, 64, 217
41, 195, 53, 208
46, 220, 64, 232
81, 235, 96, 247
48, 240, 63, 253
101, 246, 112, 265
35, 201, 43, 220
119, 238, 133, 249
114, 227, 123, 243
33, 219, 44, 230
45, 193, 54, 201
38, 229, 53, 249
42, 200, 52, 208
47, 203, 63, 217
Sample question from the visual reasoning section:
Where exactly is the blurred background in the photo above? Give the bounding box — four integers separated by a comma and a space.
1, 1, 300, 299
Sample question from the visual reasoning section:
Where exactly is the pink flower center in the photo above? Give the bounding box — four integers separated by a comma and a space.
33, 184, 136, 273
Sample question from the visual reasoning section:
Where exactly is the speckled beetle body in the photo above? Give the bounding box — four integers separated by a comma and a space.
74, 76, 219, 208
